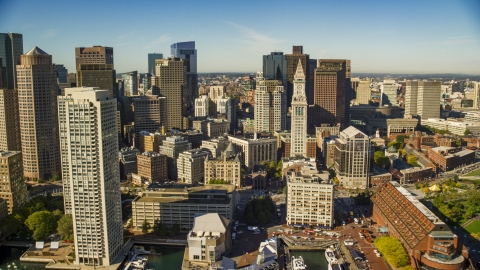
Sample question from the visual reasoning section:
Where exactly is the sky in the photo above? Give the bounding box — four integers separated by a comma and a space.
1, 0, 479, 74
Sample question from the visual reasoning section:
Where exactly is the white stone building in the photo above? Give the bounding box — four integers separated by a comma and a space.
177, 149, 209, 184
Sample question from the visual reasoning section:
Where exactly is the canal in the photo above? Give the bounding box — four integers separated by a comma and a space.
290, 250, 329, 269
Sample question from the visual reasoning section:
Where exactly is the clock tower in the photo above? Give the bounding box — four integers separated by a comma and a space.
290, 60, 308, 157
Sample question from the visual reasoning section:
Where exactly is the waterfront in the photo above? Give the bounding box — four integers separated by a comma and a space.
0, 246, 47, 270
0, 245, 184, 270
290, 250, 328, 269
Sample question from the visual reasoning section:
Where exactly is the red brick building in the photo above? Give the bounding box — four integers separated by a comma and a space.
427, 146, 475, 171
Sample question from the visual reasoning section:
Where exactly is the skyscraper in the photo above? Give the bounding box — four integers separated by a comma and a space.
132, 95, 167, 146
0, 33, 23, 89
153, 58, 186, 129
286, 46, 309, 109
313, 59, 349, 128
58, 87, 123, 266
0, 89, 21, 151
254, 79, 286, 133
380, 80, 398, 106
148, 53, 163, 75
290, 60, 308, 157
171, 41, 197, 110
351, 78, 371, 105
405, 81, 441, 120
17, 47, 61, 181
55, 64, 68, 83
122, 71, 138, 96
76, 64, 116, 98
263, 52, 287, 88
75, 46, 113, 70
474, 82, 480, 109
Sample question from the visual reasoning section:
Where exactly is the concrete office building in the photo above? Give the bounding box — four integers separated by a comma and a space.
225, 98, 237, 134
132, 183, 235, 231
290, 60, 308, 157
118, 146, 140, 180
204, 142, 241, 187
58, 87, 123, 266
314, 59, 349, 128
0, 89, 21, 151
76, 64, 116, 98
372, 181, 468, 269
201, 137, 230, 159
285, 158, 333, 228
193, 119, 229, 139
254, 79, 286, 133
405, 81, 441, 120
0, 151, 28, 214
17, 47, 61, 181
263, 52, 288, 88
75, 46, 113, 70
473, 82, 480, 109
137, 152, 168, 183
216, 96, 229, 115
380, 80, 398, 106
351, 78, 371, 105
187, 213, 231, 264
159, 136, 192, 180
122, 71, 138, 96
286, 46, 309, 108
334, 126, 370, 189
148, 53, 163, 75
0, 33, 23, 89
228, 135, 277, 170
209, 85, 225, 104
177, 149, 209, 184
195, 95, 210, 118
153, 58, 185, 129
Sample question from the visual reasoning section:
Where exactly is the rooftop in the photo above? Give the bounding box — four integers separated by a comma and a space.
25, 46, 48, 55
390, 181, 444, 225
191, 213, 229, 235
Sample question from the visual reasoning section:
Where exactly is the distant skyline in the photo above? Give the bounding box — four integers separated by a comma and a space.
1, 0, 479, 74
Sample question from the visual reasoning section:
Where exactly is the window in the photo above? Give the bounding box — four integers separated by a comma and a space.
193, 255, 199, 260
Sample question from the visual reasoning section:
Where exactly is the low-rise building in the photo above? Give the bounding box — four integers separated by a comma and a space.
228, 135, 277, 170
119, 146, 140, 180
422, 118, 480, 136
159, 136, 192, 180
177, 149, 209, 184
137, 152, 168, 183
0, 151, 28, 214
372, 181, 468, 269
132, 184, 235, 231
201, 137, 230, 159
286, 158, 333, 228
399, 167, 434, 184
138, 131, 167, 153
193, 119, 229, 139
187, 213, 231, 264
204, 143, 241, 187
369, 167, 392, 187
428, 146, 475, 171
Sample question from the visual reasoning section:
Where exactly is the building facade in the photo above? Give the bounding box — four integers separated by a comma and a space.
177, 149, 209, 184
263, 52, 287, 88
75, 46, 113, 70
58, 87, 123, 266
254, 79, 286, 133
228, 136, 277, 170
427, 146, 475, 171
372, 181, 467, 269
76, 64, 116, 98
201, 137, 230, 159
195, 95, 210, 118
0, 151, 28, 214
132, 184, 235, 231
204, 143, 241, 187
17, 47, 61, 181
334, 126, 370, 189
405, 81, 441, 120
0, 33, 23, 89
138, 131, 167, 153
137, 152, 168, 183
290, 60, 308, 157
286, 46, 309, 109
122, 71, 138, 96
380, 80, 398, 106
153, 58, 185, 129
0, 89, 21, 151
147, 53, 163, 75
193, 119, 229, 139
159, 136, 192, 180
132, 95, 167, 145
285, 158, 333, 228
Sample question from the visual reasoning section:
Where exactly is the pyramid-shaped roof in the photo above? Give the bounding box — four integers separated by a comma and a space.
25, 46, 48, 55
192, 213, 229, 234
294, 59, 305, 80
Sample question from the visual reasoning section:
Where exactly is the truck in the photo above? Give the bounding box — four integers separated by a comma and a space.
354, 218, 359, 224
248, 226, 258, 231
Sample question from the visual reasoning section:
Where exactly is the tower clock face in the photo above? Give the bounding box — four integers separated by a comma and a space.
297, 85, 303, 90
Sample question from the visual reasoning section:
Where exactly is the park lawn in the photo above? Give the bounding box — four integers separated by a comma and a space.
464, 168, 480, 177
465, 220, 480, 234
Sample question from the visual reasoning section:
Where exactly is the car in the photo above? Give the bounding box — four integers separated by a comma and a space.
376, 253, 381, 257
373, 249, 379, 254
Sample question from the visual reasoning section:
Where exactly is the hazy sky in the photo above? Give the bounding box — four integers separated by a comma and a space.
1, 0, 479, 74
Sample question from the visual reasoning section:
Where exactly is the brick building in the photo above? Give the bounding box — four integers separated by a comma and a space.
427, 146, 475, 171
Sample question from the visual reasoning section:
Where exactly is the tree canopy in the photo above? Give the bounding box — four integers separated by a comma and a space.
57, 214, 74, 240
244, 196, 275, 225
25, 210, 60, 240
374, 236, 411, 268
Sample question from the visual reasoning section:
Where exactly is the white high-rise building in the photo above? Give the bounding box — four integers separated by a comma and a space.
58, 87, 123, 266
380, 80, 398, 106
194, 95, 210, 118
473, 82, 480, 109
254, 79, 286, 133
290, 60, 308, 157
405, 81, 441, 120
217, 96, 229, 114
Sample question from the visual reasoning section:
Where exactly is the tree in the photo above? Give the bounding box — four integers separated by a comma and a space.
171, 223, 180, 236
141, 219, 151, 234
127, 217, 133, 228
406, 154, 418, 166
57, 214, 74, 240
0, 215, 23, 237
25, 210, 59, 240
374, 236, 410, 268
153, 220, 167, 237
464, 129, 471, 136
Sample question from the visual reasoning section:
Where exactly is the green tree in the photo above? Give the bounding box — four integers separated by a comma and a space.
0, 215, 23, 237
406, 154, 418, 166
127, 217, 133, 228
57, 214, 74, 240
374, 236, 410, 268
464, 129, 471, 136
171, 223, 180, 236
141, 219, 151, 234
153, 220, 168, 237
25, 210, 59, 240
